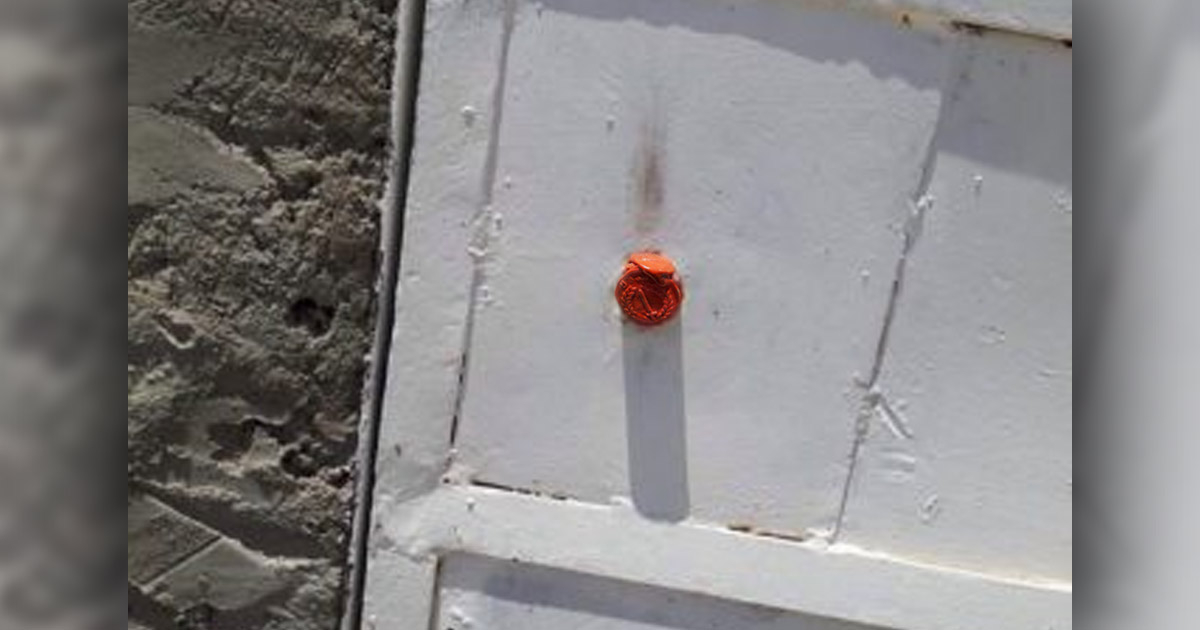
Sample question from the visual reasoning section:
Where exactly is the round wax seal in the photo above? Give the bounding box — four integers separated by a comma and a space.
615, 252, 683, 325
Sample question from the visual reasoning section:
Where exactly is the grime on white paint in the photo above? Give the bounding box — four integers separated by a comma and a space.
362, 0, 1071, 628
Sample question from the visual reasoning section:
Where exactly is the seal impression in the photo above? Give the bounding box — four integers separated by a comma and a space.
615, 252, 683, 325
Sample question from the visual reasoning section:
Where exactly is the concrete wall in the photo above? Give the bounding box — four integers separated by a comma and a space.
127, 1, 395, 628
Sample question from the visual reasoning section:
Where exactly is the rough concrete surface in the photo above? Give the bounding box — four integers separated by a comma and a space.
128, 0, 395, 628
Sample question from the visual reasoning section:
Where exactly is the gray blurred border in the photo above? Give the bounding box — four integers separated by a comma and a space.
0, 1, 126, 629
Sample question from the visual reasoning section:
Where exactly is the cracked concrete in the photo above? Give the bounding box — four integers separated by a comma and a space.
127, 0, 395, 628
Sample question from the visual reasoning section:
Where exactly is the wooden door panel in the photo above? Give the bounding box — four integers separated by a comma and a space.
838, 30, 1073, 582
455, 0, 951, 537
362, 0, 1072, 628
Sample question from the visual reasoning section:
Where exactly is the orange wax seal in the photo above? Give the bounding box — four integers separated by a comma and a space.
615, 252, 684, 325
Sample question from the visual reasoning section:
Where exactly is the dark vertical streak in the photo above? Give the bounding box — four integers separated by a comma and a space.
342, 0, 427, 628
425, 557, 446, 629
632, 115, 667, 236
448, 0, 518, 448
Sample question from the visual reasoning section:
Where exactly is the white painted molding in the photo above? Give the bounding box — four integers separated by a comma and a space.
360, 0, 511, 626
379, 484, 1071, 630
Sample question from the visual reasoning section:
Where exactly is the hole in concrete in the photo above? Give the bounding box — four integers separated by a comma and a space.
285, 297, 334, 337
281, 444, 320, 478
208, 421, 256, 461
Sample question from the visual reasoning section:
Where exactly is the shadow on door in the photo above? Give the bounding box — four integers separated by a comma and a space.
623, 318, 689, 521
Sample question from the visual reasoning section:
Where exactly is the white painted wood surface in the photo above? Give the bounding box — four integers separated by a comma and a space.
384, 485, 1069, 630
438, 553, 876, 630
456, 0, 949, 536
362, 0, 511, 625
838, 30, 1072, 582
363, 0, 1072, 628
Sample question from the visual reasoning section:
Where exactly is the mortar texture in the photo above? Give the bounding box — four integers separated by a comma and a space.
127, 1, 395, 627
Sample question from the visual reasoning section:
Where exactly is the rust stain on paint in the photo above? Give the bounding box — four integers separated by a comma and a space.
632, 117, 666, 234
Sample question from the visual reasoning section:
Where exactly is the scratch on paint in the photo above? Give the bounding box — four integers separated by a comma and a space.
870, 389, 914, 440
831, 32, 981, 541
449, 0, 517, 447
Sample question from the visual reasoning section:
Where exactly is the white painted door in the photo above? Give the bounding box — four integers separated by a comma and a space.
363, 0, 1071, 628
